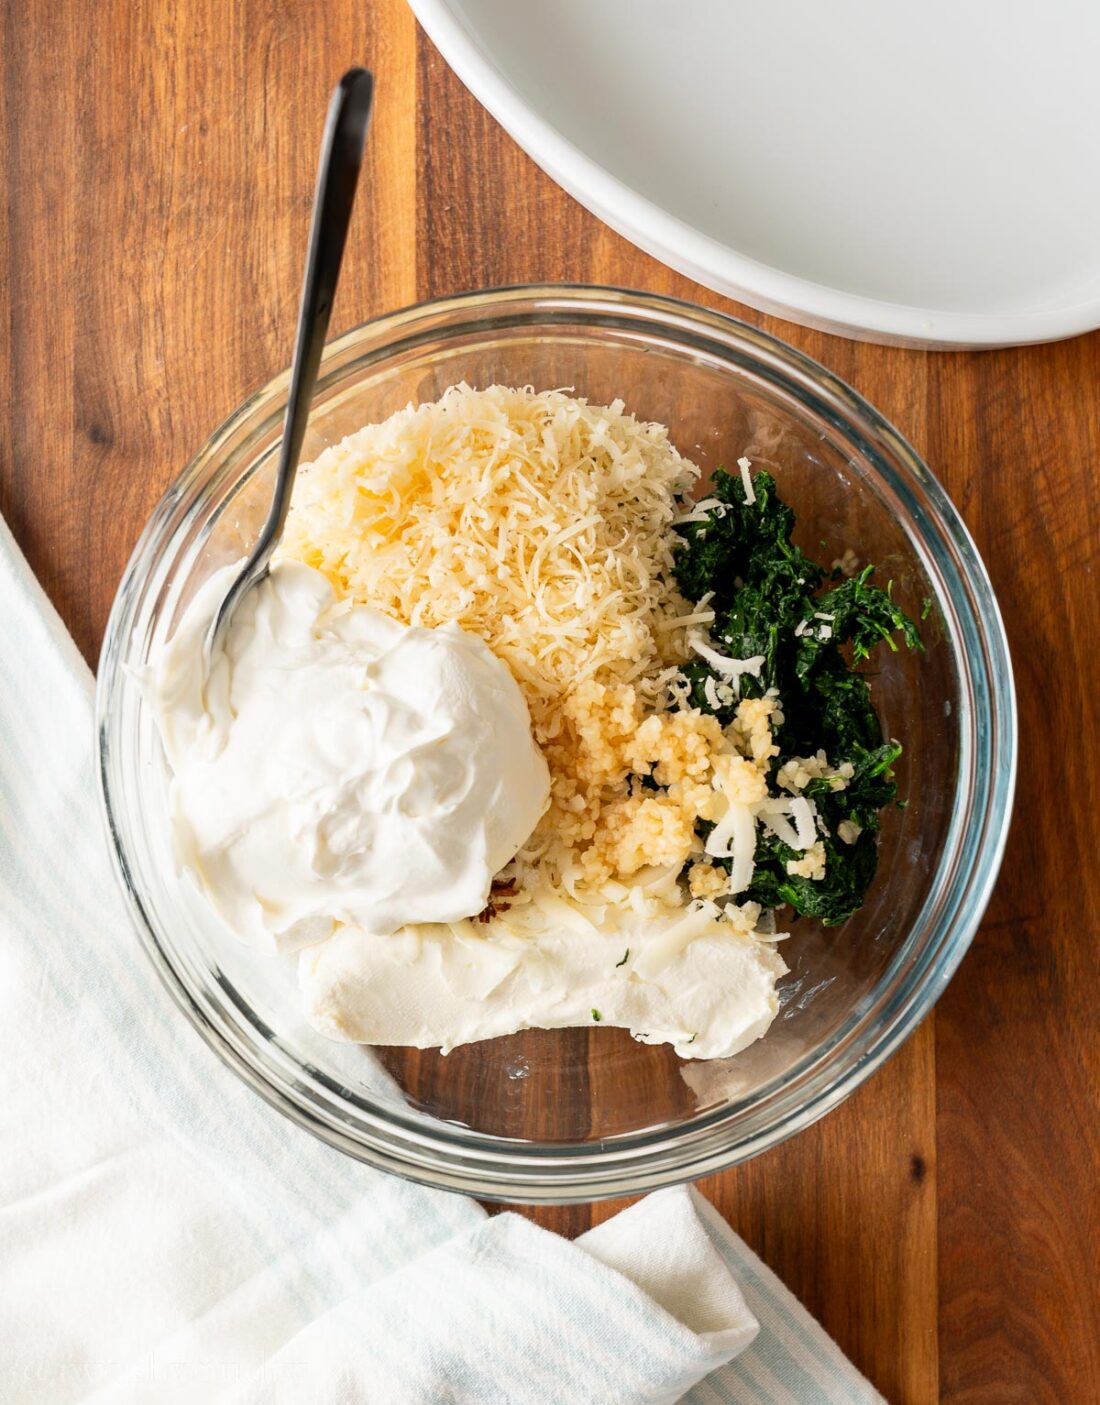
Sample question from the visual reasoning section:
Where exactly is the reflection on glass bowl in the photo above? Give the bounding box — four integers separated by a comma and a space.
96, 286, 1015, 1203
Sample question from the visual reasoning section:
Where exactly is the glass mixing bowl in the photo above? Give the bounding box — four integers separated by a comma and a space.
96, 285, 1016, 1203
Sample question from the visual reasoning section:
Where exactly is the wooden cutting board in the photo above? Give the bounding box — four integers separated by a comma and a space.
1, 2, 1096, 1399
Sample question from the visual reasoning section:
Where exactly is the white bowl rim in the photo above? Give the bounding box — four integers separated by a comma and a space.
408, 0, 1100, 350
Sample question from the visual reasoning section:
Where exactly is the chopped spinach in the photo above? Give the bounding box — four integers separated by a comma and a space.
673, 468, 922, 926
744, 825, 880, 924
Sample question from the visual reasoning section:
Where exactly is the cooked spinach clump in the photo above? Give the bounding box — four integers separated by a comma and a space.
673, 469, 922, 925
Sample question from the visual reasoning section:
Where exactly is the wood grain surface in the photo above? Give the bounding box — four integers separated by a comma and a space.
2, 3, 1097, 1400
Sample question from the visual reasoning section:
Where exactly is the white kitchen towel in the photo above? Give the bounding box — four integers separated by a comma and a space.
0, 513, 884, 1405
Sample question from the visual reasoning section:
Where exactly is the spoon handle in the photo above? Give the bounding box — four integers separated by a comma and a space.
261, 66, 375, 560
208, 68, 373, 655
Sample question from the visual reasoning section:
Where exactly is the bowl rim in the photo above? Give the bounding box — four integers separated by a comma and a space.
408, 0, 1100, 350
96, 282, 1018, 1202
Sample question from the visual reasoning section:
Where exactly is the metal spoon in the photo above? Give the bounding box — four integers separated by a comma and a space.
206, 67, 374, 662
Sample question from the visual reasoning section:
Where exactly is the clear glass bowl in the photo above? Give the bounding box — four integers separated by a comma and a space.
96, 286, 1016, 1203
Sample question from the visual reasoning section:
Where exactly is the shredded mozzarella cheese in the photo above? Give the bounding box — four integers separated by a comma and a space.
673, 496, 724, 525
687, 632, 765, 693
737, 456, 756, 505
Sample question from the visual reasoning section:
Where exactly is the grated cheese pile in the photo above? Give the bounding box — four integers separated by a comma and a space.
278, 384, 829, 912
281, 383, 700, 711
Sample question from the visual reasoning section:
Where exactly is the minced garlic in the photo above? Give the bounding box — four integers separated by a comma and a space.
786, 841, 827, 880
776, 750, 854, 795
688, 861, 729, 900
537, 681, 779, 892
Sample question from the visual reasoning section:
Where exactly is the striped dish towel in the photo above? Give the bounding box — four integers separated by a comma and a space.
0, 514, 884, 1405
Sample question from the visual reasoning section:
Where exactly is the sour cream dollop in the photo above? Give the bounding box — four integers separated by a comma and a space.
148, 561, 550, 953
